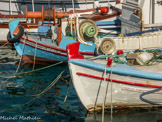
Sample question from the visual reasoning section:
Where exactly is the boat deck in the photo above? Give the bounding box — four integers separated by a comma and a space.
93, 59, 162, 74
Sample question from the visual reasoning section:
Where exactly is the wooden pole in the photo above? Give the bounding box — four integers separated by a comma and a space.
58, 19, 62, 46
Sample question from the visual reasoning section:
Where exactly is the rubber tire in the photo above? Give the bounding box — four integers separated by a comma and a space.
7, 25, 24, 43
99, 38, 116, 54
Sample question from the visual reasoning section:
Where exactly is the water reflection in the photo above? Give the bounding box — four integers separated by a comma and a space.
0, 47, 162, 121
85, 108, 162, 122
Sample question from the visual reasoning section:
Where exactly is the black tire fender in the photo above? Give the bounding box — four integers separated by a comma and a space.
7, 25, 24, 43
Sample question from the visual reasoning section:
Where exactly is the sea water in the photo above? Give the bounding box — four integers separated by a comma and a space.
0, 46, 162, 122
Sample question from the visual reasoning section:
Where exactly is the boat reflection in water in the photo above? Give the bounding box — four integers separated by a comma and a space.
0, 47, 162, 121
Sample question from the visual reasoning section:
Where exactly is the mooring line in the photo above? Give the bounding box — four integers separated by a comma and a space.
64, 78, 72, 103
7, 66, 67, 111
0, 42, 9, 48
0, 61, 63, 78
15, 40, 26, 73
26, 67, 67, 97
33, 41, 38, 71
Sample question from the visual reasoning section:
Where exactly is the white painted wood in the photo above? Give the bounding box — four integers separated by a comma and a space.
98, 31, 162, 51
69, 60, 162, 111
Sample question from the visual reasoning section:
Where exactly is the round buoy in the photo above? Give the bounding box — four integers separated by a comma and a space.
100, 7, 109, 14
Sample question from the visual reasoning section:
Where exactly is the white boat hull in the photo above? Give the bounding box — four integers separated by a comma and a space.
69, 59, 162, 111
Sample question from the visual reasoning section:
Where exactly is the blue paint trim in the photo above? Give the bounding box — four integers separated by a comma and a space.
14, 42, 67, 62
96, 20, 121, 26
58, 37, 96, 52
70, 59, 162, 80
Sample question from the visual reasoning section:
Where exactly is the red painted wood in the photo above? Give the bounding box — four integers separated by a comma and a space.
76, 72, 162, 88
107, 58, 112, 67
66, 42, 84, 60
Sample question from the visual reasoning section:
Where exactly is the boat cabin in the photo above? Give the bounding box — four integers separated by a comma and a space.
121, 0, 162, 33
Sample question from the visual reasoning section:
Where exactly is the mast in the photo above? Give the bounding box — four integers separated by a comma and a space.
32, 0, 35, 12
9, 0, 12, 15
32, 0, 35, 23
93, 0, 99, 8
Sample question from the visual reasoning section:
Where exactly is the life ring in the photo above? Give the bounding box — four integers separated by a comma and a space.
7, 25, 24, 43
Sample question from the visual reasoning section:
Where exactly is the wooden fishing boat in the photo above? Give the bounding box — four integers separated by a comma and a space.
8, 20, 96, 64
7, 3, 122, 64
82, 0, 162, 54
0, 0, 121, 42
67, 42, 162, 111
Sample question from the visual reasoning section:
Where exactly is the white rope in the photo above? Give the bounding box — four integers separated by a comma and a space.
110, 64, 113, 122
0, 42, 9, 48
102, 59, 113, 122
76, 14, 92, 46
72, 0, 77, 39
15, 40, 26, 73
71, 1, 93, 46
102, 61, 108, 122
33, 41, 37, 71
70, 16, 73, 36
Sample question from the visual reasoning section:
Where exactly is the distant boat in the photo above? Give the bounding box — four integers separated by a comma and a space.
67, 42, 162, 111
7, 4, 121, 64
0, 0, 121, 43
0, 0, 121, 15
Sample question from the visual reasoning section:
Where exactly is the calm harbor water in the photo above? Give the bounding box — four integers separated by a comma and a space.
0, 46, 162, 122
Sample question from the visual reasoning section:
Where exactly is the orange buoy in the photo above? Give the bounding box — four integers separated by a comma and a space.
100, 7, 109, 14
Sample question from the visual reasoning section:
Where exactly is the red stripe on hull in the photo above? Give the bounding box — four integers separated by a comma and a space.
19, 37, 95, 55
19, 41, 67, 56
76, 72, 162, 88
